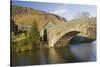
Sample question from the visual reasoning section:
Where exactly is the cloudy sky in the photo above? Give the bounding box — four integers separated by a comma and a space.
11, 0, 96, 20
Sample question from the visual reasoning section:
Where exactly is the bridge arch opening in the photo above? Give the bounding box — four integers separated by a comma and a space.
54, 31, 80, 47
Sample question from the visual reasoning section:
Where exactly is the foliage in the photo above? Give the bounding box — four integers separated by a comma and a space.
11, 19, 18, 35
74, 11, 90, 19
28, 21, 40, 47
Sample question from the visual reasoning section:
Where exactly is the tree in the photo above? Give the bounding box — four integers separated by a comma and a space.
11, 19, 18, 35
28, 21, 40, 48
74, 11, 90, 19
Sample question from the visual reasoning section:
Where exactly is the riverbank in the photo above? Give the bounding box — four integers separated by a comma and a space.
11, 34, 95, 53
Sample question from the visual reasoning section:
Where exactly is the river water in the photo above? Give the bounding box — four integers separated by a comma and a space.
11, 41, 96, 66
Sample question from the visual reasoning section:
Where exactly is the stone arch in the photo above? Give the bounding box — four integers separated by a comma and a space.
54, 31, 80, 47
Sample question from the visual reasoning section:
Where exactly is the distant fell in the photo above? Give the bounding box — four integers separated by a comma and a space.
11, 5, 67, 31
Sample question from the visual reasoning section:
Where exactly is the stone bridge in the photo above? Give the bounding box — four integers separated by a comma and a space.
40, 18, 96, 48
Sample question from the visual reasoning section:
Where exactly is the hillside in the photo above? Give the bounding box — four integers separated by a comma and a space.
11, 5, 67, 31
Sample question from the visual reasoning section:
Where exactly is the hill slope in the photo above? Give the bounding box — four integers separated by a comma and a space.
11, 5, 67, 31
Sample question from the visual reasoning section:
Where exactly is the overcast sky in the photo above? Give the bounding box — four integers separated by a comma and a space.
11, 0, 97, 20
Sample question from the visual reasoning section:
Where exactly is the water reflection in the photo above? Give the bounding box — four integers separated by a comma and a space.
70, 41, 96, 61
11, 41, 96, 66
